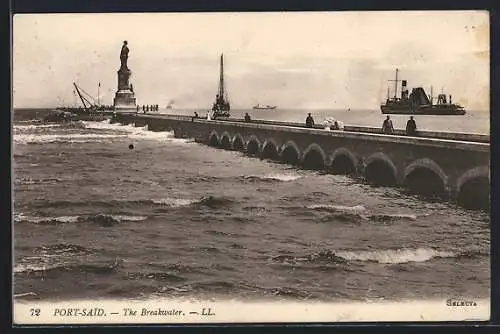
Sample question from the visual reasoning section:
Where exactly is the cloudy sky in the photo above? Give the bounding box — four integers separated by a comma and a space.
13, 11, 489, 110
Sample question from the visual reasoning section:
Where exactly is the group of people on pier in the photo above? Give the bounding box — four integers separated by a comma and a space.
306, 113, 344, 131
305, 113, 418, 136
382, 115, 417, 136
137, 104, 159, 113
191, 109, 419, 137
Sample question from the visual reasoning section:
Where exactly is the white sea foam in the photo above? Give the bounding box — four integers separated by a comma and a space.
13, 120, 193, 145
336, 248, 455, 264
261, 173, 302, 181
111, 215, 148, 222
13, 133, 122, 144
14, 213, 147, 224
307, 204, 366, 213
13, 292, 37, 298
13, 254, 67, 273
13, 124, 60, 131
13, 262, 55, 273
14, 213, 80, 224
245, 173, 302, 182
15, 177, 66, 185
83, 120, 192, 144
367, 213, 418, 220
151, 198, 198, 207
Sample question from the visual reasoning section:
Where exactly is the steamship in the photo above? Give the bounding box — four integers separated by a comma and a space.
380, 69, 466, 115
253, 104, 277, 110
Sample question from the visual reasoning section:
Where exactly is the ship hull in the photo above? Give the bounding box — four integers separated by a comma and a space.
252, 107, 277, 110
381, 106, 466, 115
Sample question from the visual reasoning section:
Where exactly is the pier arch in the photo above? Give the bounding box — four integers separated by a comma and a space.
330, 148, 357, 175
209, 130, 219, 147
261, 139, 279, 160
280, 140, 301, 165
232, 134, 245, 151
364, 152, 397, 186
403, 158, 448, 197
220, 131, 231, 149
302, 143, 326, 170
456, 166, 490, 210
246, 135, 261, 156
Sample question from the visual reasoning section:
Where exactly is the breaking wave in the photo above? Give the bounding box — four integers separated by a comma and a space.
270, 247, 483, 266
26, 195, 235, 210
306, 204, 366, 213
151, 198, 199, 207
14, 133, 121, 144
13, 124, 61, 131
14, 242, 124, 275
305, 204, 421, 223
366, 213, 419, 222
14, 258, 124, 275
13, 120, 193, 145
15, 177, 69, 185
335, 248, 456, 264
14, 213, 147, 226
83, 120, 192, 144
242, 173, 302, 182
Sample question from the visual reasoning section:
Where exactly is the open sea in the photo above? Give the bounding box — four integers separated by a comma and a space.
13, 108, 490, 303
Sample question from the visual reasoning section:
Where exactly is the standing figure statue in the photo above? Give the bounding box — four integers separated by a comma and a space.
120, 40, 129, 70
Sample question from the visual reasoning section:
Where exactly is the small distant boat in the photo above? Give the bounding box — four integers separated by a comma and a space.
252, 104, 277, 110
166, 100, 174, 109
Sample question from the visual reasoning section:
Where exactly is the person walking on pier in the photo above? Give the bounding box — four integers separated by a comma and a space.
406, 116, 417, 136
192, 111, 199, 122
382, 116, 394, 134
244, 113, 251, 122
306, 113, 315, 128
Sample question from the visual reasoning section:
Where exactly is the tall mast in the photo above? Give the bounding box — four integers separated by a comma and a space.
388, 68, 400, 100
73, 82, 94, 110
218, 53, 225, 98
73, 88, 77, 107
98, 82, 101, 106
394, 68, 398, 99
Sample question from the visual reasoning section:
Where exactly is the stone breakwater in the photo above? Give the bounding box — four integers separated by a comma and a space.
113, 113, 490, 210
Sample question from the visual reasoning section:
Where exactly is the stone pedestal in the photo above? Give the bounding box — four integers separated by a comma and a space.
113, 67, 136, 110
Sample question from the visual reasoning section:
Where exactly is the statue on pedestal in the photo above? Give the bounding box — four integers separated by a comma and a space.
120, 40, 129, 70
113, 40, 136, 109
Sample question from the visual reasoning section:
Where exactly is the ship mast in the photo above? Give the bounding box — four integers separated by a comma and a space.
73, 82, 98, 110
73, 88, 77, 107
388, 68, 400, 99
218, 53, 226, 101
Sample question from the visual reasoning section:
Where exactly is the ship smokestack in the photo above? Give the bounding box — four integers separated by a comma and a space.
401, 80, 408, 99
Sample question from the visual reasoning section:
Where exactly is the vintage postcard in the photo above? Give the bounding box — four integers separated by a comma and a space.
12, 11, 490, 324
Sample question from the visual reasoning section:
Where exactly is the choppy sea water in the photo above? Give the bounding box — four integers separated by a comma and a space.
13, 109, 490, 302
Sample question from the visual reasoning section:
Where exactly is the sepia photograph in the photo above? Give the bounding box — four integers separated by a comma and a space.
12, 11, 490, 324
